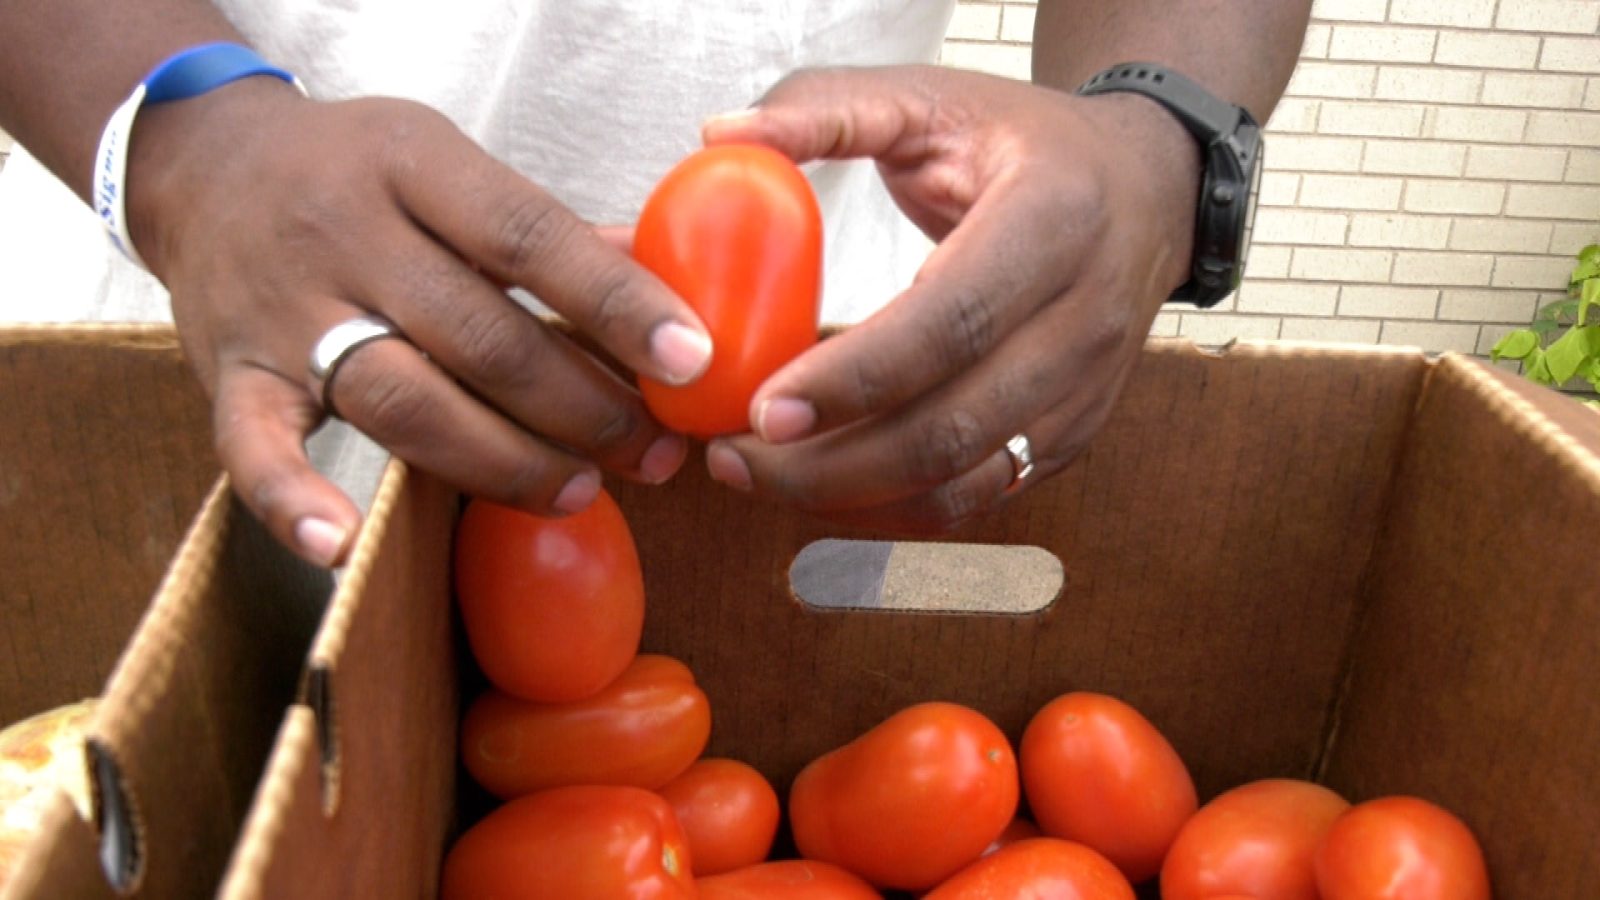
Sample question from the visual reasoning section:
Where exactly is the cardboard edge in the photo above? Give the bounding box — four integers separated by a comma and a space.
80, 477, 234, 887
0, 477, 234, 898
1438, 352, 1600, 487
210, 458, 413, 900
302, 456, 417, 819
1144, 335, 1430, 363
0, 322, 181, 350
213, 707, 319, 900
214, 459, 458, 900
306, 459, 411, 668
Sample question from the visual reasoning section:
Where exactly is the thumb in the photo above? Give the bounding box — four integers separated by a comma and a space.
701, 66, 933, 166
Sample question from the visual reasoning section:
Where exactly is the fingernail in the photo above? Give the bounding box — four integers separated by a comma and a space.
703, 107, 760, 130
650, 321, 713, 385
755, 396, 816, 443
294, 516, 351, 568
705, 441, 753, 492
639, 433, 688, 484
554, 470, 602, 515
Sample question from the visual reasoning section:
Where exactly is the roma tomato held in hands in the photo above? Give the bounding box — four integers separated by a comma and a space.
460, 654, 711, 798
923, 838, 1135, 900
1019, 692, 1196, 884
696, 859, 881, 900
1161, 778, 1349, 900
439, 785, 694, 900
789, 701, 1019, 892
657, 757, 781, 877
634, 143, 822, 438
1314, 796, 1490, 900
453, 489, 644, 703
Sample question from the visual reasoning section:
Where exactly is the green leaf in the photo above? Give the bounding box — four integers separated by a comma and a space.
1526, 348, 1555, 385
1583, 357, 1600, 392
1582, 279, 1600, 326
1532, 319, 1561, 336
1574, 245, 1600, 284
1583, 281, 1600, 327
1539, 298, 1581, 323
1546, 326, 1591, 384
1492, 329, 1540, 362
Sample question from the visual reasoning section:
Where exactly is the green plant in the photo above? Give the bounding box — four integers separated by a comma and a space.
1492, 244, 1600, 394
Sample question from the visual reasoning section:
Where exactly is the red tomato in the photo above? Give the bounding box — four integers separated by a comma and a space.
924, 838, 1135, 900
439, 785, 694, 900
697, 859, 881, 899
1020, 692, 1197, 884
1314, 796, 1490, 900
633, 143, 822, 437
453, 490, 644, 703
789, 701, 1019, 891
1161, 778, 1349, 900
658, 757, 780, 877
460, 654, 710, 798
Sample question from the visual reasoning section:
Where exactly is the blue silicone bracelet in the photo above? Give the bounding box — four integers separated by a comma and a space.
142, 41, 298, 104
94, 42, 304, 267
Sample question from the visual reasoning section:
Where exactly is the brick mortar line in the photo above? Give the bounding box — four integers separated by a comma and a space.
1260, 172, 1586, 184
1280, 94, 1596, 106
1253, 212, 1600, 227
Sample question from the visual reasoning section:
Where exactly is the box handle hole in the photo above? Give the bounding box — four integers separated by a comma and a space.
307, 664, 342, 816
88, 739, 142, 895
790, 539, 1062, 613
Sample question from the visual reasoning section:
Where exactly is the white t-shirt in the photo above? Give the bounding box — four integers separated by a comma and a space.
0, 1, 953, 325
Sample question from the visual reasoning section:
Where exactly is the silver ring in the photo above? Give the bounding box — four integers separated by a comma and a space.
308, 314, 400, 412
1003, 433, 1035, 495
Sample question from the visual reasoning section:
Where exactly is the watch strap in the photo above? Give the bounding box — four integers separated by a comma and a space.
1076, 63, 1242, 144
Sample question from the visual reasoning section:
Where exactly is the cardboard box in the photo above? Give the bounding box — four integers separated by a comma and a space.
210, 341, 1598, 898
0, 326, 328, 899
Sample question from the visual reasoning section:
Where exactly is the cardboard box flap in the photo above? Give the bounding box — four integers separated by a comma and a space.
1323, 353, 1600, 896
1, 326, 329, 899
4, 480, 331, 900
220, 461, 458, 900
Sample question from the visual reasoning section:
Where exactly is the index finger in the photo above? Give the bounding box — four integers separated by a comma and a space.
385, 116, 712, 387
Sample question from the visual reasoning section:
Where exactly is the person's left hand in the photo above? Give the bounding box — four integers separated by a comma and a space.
697, 64, 1202, 534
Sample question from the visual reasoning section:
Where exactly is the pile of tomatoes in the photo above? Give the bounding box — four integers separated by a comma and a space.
443, 491, 1491, 899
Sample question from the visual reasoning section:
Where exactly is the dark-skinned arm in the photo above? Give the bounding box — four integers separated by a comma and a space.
0, 2, 711, 567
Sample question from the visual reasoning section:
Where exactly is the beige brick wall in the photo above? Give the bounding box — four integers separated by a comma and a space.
941, 0, 1600, 355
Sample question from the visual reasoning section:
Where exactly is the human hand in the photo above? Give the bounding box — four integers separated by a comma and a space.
698, 65, 1202, 534
125, 80, 712, 566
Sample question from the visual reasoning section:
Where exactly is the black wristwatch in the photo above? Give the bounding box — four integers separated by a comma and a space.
1077, 63, 1263, 309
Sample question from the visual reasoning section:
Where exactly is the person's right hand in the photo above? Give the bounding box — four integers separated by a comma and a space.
124, 79, 712, 567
